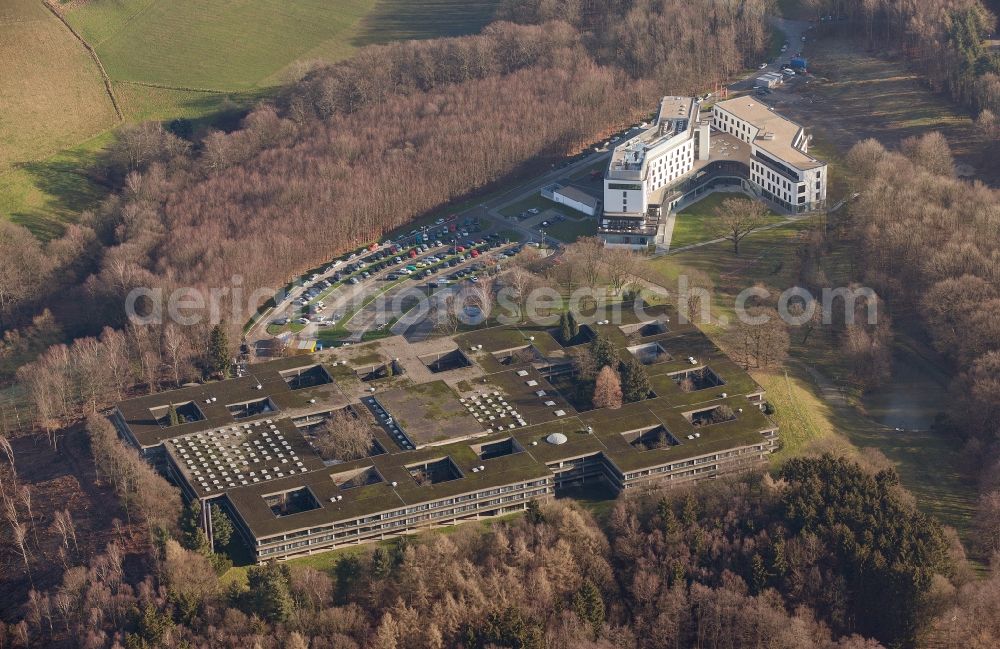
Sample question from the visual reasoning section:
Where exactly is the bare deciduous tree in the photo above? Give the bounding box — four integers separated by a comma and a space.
605, 248, 637, 295
713, 197, 768, 255
723, 307, 789, 370
466, 280, 496, 328
312, 408, 375, 462
434, 292, 462, 336
500, 267, 541, 323
567, 237, 604, 289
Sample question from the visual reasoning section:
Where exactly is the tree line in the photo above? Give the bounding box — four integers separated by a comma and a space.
845, 134, 1000, 562
7, 454, 995, 648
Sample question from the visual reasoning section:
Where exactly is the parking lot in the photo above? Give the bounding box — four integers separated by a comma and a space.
256, 217, 521, 351
248, 117, 632, 353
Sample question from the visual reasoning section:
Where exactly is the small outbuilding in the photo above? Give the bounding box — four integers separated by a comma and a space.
541, 183, 599, 216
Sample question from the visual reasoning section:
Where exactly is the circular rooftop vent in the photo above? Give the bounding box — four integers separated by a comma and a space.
545, 432, 568, 445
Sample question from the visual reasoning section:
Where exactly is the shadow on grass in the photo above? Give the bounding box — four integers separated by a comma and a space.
352, 0, 499, 46
8, 149, 108, 240
8, 88, 268, 240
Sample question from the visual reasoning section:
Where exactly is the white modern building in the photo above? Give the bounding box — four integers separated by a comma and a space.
600, 95, 827, 249
711, 97, 826, 211
601, 96, 709, 248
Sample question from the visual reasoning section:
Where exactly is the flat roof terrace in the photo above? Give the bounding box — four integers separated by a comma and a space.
113, 309, 777, 546
607, 96, 697, 181
223, 427, 554, 539
115, 354, 352, 448
164, 418, 326, 498
713, 97, 824, 170
374, 380, 485, 447
646, 130, 751, 206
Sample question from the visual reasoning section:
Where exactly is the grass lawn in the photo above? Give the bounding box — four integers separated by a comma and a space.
111, 81, 265, 125
499, 194, 567, 219
0, 133, 114, 240
668, 192, 784, 250
543, 217, 597, 243
775, 32, 990, 183
566, 158, 608, 182
645, 217, 817, 326
0, 0, 118, 237
645, 211, 978, 542
68, 0, 376, 90
754, 370, 851, 463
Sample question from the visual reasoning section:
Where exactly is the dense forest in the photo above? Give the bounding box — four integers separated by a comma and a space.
3, 1, 1000, 647
7, 431, 996, 649
843, 135, 1000, 561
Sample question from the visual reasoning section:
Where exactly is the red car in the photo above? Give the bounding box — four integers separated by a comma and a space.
408, 249, 418, 258
470, 249, 480, 258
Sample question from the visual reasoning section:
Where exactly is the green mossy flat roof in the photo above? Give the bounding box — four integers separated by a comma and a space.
116, 313, 776, 540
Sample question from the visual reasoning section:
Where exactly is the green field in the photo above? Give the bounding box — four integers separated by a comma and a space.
0, 0, 119, 236
69, 0, 376, 89
66, 0, 499, 89
668, 191, 783, 250
3, 0, 499, 238
0, 0, 117, 172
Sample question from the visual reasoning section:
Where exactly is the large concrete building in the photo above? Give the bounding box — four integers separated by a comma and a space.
111, 306, 778, 562
601, 95, 827, 249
